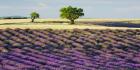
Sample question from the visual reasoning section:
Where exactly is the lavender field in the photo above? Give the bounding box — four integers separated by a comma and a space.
0, 29, 140, 70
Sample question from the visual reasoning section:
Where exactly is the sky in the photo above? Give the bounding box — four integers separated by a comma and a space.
0, 0, 140, 18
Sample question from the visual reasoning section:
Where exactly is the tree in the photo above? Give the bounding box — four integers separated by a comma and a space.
30, 12, 39, 22
60, 6, 84, 24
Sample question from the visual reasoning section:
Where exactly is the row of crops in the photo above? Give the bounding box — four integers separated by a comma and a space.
0, 29, 140, 70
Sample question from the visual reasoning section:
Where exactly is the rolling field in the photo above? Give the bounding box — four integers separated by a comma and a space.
0, 19, 140, 70
0, 29, 140, 70
0, 19, 140, 23
0, 19, 140, 29
1, 24, 140, 30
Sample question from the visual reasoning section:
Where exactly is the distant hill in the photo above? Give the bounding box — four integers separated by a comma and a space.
0, 16, 29, 19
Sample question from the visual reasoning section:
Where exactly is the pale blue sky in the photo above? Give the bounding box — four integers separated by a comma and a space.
0, 0, 140, 18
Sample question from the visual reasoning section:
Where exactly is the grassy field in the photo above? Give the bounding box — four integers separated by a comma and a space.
0, 19, 140, 29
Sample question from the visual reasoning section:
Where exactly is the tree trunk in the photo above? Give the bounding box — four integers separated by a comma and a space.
31, 18, 35, 22
70, 20, 75, 24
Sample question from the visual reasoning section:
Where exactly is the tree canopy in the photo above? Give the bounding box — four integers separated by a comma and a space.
60, 6, 84, 24
30, 12, 39, 22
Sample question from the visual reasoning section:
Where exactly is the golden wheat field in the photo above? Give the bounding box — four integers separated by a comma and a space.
0, 18, 140, 23
0, 19, 140, 29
